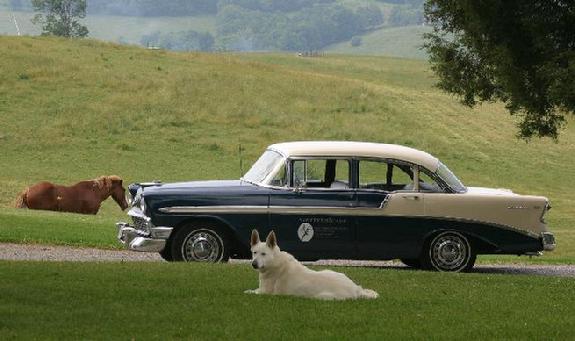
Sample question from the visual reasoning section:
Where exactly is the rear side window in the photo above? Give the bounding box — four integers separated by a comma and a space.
358, 160, 414, 192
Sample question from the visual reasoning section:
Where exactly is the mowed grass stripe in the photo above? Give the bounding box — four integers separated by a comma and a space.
0, 261, 574, 340
0, 208, 120, 249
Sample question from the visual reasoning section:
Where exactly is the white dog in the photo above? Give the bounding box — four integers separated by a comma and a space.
245, 230, 378, 300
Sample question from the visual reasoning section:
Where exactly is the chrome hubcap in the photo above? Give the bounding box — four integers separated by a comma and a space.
182, 230, 223, 262
431, 233, 469, 271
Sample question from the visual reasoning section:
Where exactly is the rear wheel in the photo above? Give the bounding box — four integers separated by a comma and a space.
420, 231, 476, 272
170, 224, 231, 262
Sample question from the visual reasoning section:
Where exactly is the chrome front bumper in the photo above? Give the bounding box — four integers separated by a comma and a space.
541, 232, 556, 251
116, 222, 173, 252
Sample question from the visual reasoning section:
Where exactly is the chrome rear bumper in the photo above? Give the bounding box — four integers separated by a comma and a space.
541, 232, 556, 251
116, 222, 173, 252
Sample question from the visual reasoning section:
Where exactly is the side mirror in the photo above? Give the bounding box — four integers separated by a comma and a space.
292, 179, 305, 193
292, 185, 304, 193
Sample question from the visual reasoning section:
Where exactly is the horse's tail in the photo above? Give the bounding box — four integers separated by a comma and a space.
13, 188, 29, 208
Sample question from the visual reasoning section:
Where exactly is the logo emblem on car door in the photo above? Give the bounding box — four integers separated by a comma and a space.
297, 223, 314, 242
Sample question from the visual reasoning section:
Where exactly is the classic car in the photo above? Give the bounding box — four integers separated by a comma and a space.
116, 141, 555, 272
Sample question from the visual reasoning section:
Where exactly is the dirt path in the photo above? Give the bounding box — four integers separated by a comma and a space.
1, 243, 573, 277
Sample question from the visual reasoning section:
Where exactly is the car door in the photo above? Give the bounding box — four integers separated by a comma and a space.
355, 159, 426, 259
268, 158, 356, 260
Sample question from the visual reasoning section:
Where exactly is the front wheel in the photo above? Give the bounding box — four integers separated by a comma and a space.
420, 231, 476, 272
170, 224, 231, 262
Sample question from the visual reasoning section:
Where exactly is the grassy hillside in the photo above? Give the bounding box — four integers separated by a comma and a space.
0, 36, 573, 262
325, 25, 430, 59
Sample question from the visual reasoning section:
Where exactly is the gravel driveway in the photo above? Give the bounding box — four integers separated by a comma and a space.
1, 243, 573, 277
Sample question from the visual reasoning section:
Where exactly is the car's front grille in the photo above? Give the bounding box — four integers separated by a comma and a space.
132, 216, 149, 231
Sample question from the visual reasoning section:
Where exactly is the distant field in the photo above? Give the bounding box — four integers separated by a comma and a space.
1, 7, 428, 59
0, 10, 216, 44
1, 261, 574, 339
326, 25, 430, 59
0, 37, 573, 263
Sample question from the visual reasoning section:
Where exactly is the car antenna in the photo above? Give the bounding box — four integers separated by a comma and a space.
238, 143, 244, 178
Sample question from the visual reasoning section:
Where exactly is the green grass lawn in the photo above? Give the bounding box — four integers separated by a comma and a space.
0, 208, 121, 249
0, 36, 573, 264
1, 261, 573, 339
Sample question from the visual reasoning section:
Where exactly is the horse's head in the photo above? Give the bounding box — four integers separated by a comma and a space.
101, 175, 129, 211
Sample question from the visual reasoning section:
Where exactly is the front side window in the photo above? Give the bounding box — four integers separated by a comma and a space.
269, 163, 287, 187
291, 159, 350, 189
358, 160, 414, 192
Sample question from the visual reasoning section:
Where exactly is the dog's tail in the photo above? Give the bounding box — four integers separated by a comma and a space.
13, 188, 29, 208
359, 288, 379, 299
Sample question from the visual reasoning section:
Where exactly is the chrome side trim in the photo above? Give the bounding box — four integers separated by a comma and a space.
523, 251, 543, 257
159, 205, 385, 215
157, 205, 540, 239
379, 197, 390, 209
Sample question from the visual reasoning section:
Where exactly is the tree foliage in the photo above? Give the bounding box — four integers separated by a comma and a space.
216, 3, 383, 51
424, 0, 575, 139
389, 4, 424, 26
87, 0, 217, 17
217, 0, 335, 13
32, 0, 88, 38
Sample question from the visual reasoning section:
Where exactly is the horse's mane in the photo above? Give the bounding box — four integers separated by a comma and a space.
93, 175, 122, 192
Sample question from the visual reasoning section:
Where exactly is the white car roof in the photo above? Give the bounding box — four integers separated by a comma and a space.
268, 141, 440, 171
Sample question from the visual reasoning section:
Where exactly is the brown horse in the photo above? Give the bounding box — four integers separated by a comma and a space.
14, 175, 129, 215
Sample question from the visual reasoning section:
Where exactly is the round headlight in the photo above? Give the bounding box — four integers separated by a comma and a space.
126, 192, 133, 206
139, 197, 146, 212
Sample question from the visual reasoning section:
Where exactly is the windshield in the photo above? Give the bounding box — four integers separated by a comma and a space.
242, 150, 285, 185
436, 162, 466, 193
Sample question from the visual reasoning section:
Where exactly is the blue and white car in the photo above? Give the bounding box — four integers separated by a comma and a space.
117, 141, 555, 272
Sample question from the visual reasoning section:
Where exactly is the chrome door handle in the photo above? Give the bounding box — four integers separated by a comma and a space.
402, 195, 420, 200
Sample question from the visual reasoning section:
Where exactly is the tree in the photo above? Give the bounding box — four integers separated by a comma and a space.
32, 0, 89, 38
424, 0, 575, 139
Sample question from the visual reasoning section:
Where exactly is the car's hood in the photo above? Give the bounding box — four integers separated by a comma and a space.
129, 180, 252, 197
138, 179, 270, 211
465, 186, 516, 195
153, 180, 245, 190
142, 180, 258, 195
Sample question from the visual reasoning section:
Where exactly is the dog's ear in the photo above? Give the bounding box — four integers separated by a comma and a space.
266, 230, 277, 248
250, 229, 260, 247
